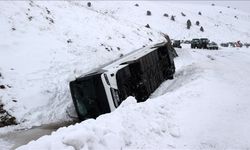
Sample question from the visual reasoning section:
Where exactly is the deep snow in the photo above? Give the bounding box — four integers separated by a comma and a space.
1, 1, 250, 150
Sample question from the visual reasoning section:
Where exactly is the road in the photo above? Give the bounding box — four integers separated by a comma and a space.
0, 121, 75, 150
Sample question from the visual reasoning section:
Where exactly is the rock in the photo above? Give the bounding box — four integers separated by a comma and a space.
163, 13, 169, 17
0, 85, 6, 89
87, 2, 91, 7
0, 103, 17, 127
146, 10, 151, 16
171, 15, 175, 21
67, 39, 72, 43
145, 24, 150, 28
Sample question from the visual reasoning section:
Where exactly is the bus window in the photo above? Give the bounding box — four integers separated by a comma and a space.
70, 79, 99, 119
70, 74, 110, 120
115, 66, 132, 104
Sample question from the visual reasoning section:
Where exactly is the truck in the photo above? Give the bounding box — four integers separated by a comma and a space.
69, 42, 176, 121
191, 38, 202, 49
172, 40, 182, 48
200, 38, 210, 49
191, 38, 210, 49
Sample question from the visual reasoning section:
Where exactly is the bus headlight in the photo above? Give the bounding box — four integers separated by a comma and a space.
110, 88, 120, 107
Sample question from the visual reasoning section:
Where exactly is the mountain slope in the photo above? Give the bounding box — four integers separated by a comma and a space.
95, 1, 250, 42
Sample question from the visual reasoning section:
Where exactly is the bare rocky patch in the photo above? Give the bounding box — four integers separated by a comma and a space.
0, 103, 17, 127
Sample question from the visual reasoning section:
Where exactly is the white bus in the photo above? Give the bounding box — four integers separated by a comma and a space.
70, 42, 175, 120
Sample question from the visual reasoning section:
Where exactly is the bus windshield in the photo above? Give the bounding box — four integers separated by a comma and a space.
70, 73, 110, 120
70, 77, 99, 119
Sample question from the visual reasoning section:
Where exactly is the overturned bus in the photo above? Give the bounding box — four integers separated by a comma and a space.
69, 42, 176, 121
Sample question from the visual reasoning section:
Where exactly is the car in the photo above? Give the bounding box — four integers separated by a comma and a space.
191, 39, 201, 49
244, 43, 250, 48
207, 42, 219, 50
220, 43, 229, 47
184, 40, 191, 44
172, 40, 182, 48
228, 42, 236, 47
200, 38, 210, 49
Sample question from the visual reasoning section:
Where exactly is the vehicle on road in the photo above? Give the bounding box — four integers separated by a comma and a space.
244, 43, 250, 48
191, 39, 201, 49
220, 43, 229, 47
191, 38, 214, 49
184, 40, 191, 44
172, 40, 182, 48
200, 38, 210, 49
70, 42, 176, 121
207, 42, 219, 50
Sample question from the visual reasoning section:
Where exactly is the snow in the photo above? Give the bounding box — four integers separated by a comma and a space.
1, 1, 250, 149
17, 47, 250, 150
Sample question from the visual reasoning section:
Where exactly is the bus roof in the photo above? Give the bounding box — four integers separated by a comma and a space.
77, 41, 167, 79
103, 42, 166, 70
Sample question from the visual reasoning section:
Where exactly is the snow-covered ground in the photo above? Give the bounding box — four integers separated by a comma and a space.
17, 47, 250, 150
1, 1, 250, 149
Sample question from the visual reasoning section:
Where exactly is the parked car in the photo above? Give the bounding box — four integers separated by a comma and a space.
200, 38, 210, 49
207, 42, 219, 50
228, 42, 236, 47
191, 39, 201, 49
244, 43, 250, 48
184, 40, 191, 44
220, 43, 229, 47
172, 40, 182, 48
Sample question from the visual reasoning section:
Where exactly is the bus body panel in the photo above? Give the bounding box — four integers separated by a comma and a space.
100, 73, 117, 111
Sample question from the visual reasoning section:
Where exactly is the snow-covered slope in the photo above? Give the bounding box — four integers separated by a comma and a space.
94, 1, 250, 42
17, 47, 250, 150
0, 0, 250, 135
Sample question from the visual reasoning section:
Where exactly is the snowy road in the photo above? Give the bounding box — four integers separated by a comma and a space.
15, 47, 250, 150
0, 121, 75, 150
1, 127, 54, 150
